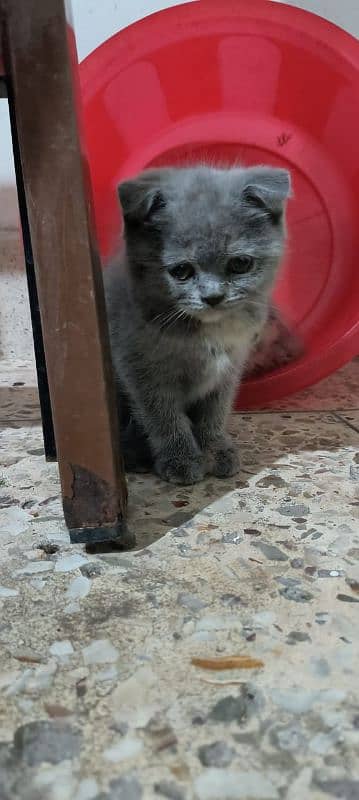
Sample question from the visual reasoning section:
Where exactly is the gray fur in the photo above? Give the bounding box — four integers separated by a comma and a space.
245, 307, 304, 378
104, 165, 291, 484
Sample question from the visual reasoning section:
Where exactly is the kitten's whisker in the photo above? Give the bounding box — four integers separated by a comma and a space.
151, 310, 171, 325
151, 308, 178, 327
226, 298, 270, 311
163, 308, 187, 331
158, 308, 184, 331
244, 300, 271, 311
151, 311, 165, 324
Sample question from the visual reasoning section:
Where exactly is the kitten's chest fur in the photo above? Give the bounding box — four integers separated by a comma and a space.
175, 316, 255, 403
185, 342, 231, 402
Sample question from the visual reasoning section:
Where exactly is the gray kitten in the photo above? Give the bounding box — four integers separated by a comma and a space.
104, 165, 291, 485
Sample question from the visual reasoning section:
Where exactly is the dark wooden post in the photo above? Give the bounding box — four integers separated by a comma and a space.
0, 0, 129, 545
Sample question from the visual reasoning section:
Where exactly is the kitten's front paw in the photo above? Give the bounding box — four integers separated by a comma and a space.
209, 439, 240, 479
155, 453, 205, 485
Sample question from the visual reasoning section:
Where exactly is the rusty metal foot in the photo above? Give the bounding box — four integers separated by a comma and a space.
70, 521, 135, 547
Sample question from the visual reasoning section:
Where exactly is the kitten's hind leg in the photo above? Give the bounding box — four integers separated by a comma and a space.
245, 306, 304, 378
116, 390, 153, 472
120, 417, 154, 473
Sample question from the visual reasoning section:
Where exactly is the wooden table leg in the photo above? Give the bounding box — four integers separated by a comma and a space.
1, 0, 129, 545
7, 79, 57, 462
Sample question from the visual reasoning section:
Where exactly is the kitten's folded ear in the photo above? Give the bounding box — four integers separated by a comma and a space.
242, 167, 291, 222
118, 171, 166, 225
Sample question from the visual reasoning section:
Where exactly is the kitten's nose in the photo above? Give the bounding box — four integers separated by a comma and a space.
202, 293, 225, 307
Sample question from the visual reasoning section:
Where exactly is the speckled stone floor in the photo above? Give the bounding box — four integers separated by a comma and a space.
0, 361, 359, 800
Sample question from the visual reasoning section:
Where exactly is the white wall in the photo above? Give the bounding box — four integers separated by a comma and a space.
72, 0, 359, 62
1, 0, 359, 228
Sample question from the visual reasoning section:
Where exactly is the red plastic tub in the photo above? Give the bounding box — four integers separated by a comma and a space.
79, 0, 359, 408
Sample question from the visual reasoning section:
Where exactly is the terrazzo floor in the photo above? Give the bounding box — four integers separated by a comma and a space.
0, 361, 359, 800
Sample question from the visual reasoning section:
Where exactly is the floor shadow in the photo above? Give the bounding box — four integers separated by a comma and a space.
1, 401, 356, 555
108, 409, 357, 550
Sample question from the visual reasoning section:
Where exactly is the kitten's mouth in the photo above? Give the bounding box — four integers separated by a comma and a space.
191, 307, 225, 324
202, 311, 224, 323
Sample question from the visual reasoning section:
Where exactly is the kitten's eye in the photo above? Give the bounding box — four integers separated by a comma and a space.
227, 255, 254, 275
170, 262, 195, 281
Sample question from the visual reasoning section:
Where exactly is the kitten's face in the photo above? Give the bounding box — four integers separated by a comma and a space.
119, 166, 291, 326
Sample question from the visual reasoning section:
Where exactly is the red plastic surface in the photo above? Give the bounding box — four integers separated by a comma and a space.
79, 0, 359, 408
